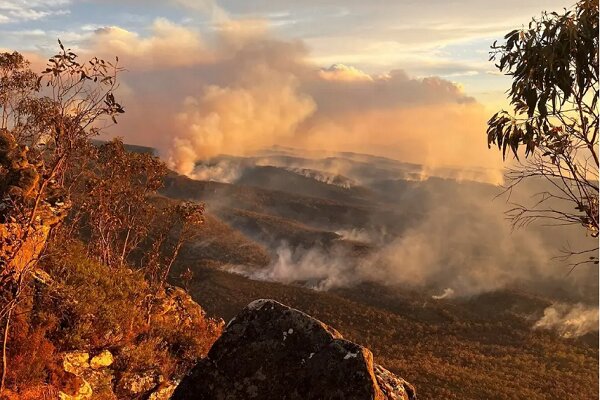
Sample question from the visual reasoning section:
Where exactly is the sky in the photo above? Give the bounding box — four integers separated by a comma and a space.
0, 0, 575, 181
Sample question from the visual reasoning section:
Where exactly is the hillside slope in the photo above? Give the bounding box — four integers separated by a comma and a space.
160, 154, 598, 399
181, 266, 598, 400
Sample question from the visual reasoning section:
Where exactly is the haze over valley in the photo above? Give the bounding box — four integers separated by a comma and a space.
0, 0, 597, 399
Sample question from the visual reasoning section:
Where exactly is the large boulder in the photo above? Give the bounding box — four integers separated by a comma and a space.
172, 299, 416, 400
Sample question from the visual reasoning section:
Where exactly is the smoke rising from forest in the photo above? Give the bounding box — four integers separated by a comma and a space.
223, 170, 598, 306
534, 303, 599, 338
73, 17, 505, 183
34, 3, 596, 336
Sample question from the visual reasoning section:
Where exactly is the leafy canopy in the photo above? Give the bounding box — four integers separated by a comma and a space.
487, 0, 598, 247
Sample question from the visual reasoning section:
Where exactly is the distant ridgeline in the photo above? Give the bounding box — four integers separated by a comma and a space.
91, 139, 158, 155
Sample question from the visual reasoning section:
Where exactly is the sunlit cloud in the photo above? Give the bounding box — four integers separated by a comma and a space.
318, 64, 373, 82
0, 0, 71, 23
1, 0, 569, 182
89, 18, 211, 70
59, 18, 503, 182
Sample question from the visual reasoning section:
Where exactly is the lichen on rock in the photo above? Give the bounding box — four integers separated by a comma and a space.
90, 350, 114, 369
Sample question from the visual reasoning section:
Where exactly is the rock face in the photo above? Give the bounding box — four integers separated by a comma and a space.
0, 129, 68, 276
90, 350, 114, 369
60, 351, 108, 400
60, 349, 177, 400
172, 299, 416, 400
50, 284, 213, 400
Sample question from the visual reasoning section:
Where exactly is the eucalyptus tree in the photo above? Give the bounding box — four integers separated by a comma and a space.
488, 0, 598, 263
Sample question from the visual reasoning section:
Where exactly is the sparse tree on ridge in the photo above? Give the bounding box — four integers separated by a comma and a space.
0, 43, 211, 396
487, 0, 599, 264
0, 42, 125, 394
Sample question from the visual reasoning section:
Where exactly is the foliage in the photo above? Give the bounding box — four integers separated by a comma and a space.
38, 242, 149, 349
63, 139, 167, 266
145, 200, 205, 286
0, 52, 40, 137
5, 240, 223, 395
54, 137, 206, 288
0, 43, 127, 395
0, 46, 219, 398
487, 0, 599, 260
36, 40, 124, 172
0, 41, 124, 211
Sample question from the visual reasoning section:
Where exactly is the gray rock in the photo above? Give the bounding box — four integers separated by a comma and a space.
172, 299, 416, 400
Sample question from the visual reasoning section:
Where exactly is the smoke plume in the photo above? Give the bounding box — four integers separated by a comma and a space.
227, 245, 358, 291
68, 17, 505, 183
432, 288, 455, 300
534, 303, 599, 338
225, 174, 597, 301
30, 6, 595, 307
168, 60, 315, 175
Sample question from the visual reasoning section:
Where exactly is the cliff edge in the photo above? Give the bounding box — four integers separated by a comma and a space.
172, 299, 416, 400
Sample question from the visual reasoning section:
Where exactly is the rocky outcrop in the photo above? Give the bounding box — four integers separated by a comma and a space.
149, 285, 211, 330
59, 348, 178, 400
172, 299, 416, 400
50, 284, 216, 400
0, 129, 68, 276
60, 351, 109, 400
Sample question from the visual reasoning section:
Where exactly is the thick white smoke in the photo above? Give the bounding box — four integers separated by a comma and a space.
75, 17, 506, 183
189, 160, 244, 183
534, 303, 599, 338
168, 65, 315, 175
224, 176, 597, 302
432, 288, 455, 300
226, 245, 359, 291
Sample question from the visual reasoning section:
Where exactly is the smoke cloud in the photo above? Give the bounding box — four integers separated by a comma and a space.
68, 17, 505, 183
432, 288, 455, 300
534, 303, 599, 338
89, 19, 212, 70
189, 160, 243, 183
31, 6, 595, 311
168, 58, 315, 175
360, 189, 551, 296
225, 175, 597, 302
318, 64, 374, 82
227, 245, 357, 291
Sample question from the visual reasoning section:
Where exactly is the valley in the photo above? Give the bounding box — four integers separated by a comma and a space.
156, 148, 599, 399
